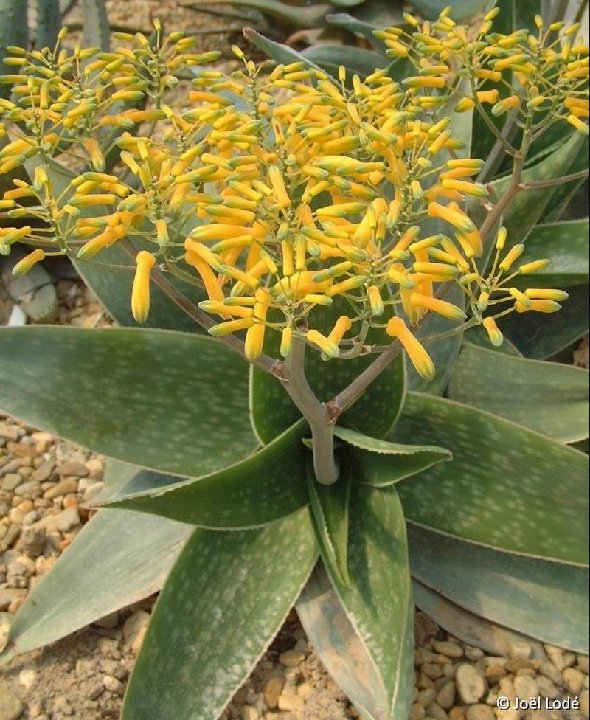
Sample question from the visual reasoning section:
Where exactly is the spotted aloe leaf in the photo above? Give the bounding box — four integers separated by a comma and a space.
243, 27, 324, 71
448, 344, 589, 444
121, 508, 317, 720
250, 299, 406, 444
306, 452, 352, 586
392, 393, 589, 566
334, 426, 451, 486
299, 484, 413, 720
0, 327, 257, 477
105, 421, 309, 528
2, 510, 192, 660
513, 219, 589, 288
462, 326, 522, 356
409, 524, 589, 653
490, 132, 587, 246
412, 580, 548, 659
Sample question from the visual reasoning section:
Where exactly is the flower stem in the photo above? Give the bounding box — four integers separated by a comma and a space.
282, 336, 338, 486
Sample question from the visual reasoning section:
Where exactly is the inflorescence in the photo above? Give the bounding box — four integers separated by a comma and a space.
0, 9, 587, 378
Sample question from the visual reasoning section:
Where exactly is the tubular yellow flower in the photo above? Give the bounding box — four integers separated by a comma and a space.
499, 243, 525, 272
483, 317, 503, 346
367, 285, 384, 316
209, 318, 254, 336
413, 261, 459, 277
245, 323, 266, 361
441, 179, 488, 197
267, 166, 291, 209
328, 315, 353, 344
518, 259, 550, 274
385, 316, 435, 380
516, 299, 562, 313
567, 115, 589, 134
280, 327, 293, 358
12, 248, 46, 276
525, 288, 569, 301
477, 89, 500, 105
428, 202, 474, 233
410, 293, 466, 320
307, 329, 339, 358
131, 251, 156, 324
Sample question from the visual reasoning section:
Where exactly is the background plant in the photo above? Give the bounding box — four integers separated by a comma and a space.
0, 5, 588, 720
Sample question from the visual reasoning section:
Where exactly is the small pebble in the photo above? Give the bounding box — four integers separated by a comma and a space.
456, 664, 486, 704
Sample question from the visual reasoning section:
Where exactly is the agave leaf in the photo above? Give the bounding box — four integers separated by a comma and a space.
300, 44, 390, 78
307, 454, 352, 586
329, 0, 365, 6
243, 27, 324, 70
392, 393, 589, 565
413, 581, 547, 658
81, 0, 110, 50
227, 0, 330, 27
448, 344, 589, 443
298, 485, 414, 720
2, 510, 191, 658
35, 0, 61, 49
105, 421, 308, 528
409, 524, 589, 653
514, 219, 589, 288
0, 327, 257, 477
409, 0, 490, 21
462, 327, 522, 356
334, 426, 451, 486
121, 508, 317, 720
498, 282, 589, 359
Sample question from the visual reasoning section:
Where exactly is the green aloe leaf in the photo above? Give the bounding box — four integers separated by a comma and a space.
307, 453, 352, 586
514, 219, 589, 288
300, 44, 390, 78
2, 510, 191, 658
250, 301, 406, 444
542, 135, 589, 221
121, 508, 317, 720
0, 327, 257, 477
90, 457, 181, 505
392, 393, 589, 565
409, 524, 589, 653
498, 282, 589, 359
106, 421, 308, 528
298, 485, 414, 720
334, 426, 451, 486
491, 132, 587, 246
326, 13, 387, 50
413, 581, 547, 658
25, 157, 204, 332
448, 344, 589, 443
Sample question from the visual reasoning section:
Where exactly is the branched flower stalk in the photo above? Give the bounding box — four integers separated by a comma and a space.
0, 9, 588, 484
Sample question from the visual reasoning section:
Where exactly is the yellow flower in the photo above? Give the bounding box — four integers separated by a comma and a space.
386, 316, 434, 380
131, 251, 157, 323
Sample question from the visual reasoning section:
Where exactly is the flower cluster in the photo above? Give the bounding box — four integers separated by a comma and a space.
0, 12, 585, 379
378, 7, 589, 133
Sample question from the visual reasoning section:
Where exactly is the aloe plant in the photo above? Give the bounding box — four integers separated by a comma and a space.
0, 7, 588, 720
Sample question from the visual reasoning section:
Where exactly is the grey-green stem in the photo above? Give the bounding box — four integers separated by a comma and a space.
282, 336, 339, 486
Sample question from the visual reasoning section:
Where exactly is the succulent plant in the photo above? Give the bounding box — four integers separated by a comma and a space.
0, 6, 587, 720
